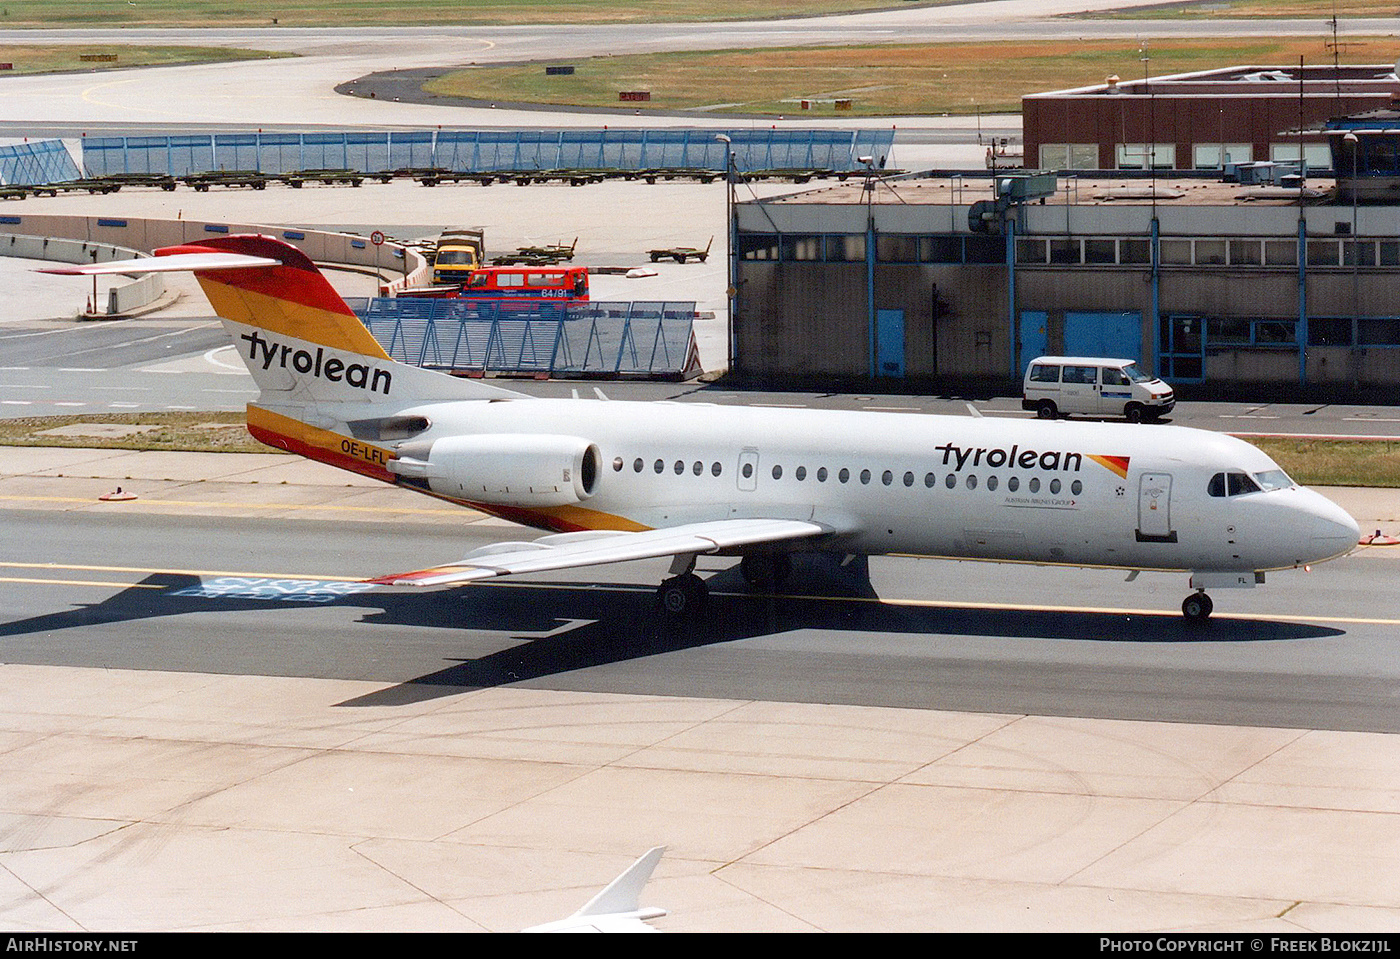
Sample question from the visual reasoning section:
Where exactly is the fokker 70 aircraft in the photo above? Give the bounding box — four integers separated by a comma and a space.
47, 235, 1360, 621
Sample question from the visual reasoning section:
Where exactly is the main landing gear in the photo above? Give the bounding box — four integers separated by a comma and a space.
655, 551, 796, 619
656, 553, 708, 618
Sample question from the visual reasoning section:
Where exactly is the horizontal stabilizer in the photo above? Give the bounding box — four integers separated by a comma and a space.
37, 252, 280, 275
369, 517, 830, 587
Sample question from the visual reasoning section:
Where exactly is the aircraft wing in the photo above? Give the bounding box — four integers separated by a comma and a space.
36, 252, 281, 275
368, 517, 830, 588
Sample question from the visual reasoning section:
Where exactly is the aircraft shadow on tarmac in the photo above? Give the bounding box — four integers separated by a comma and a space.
0, 557, 1346, 708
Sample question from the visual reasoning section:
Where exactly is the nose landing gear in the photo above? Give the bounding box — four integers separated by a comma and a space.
1181, 590, 1214, 622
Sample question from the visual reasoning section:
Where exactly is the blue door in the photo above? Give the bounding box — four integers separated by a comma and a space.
1065, 311, 1141, 360
876, 309, 904, 377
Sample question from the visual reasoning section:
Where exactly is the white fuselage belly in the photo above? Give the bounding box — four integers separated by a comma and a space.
393, 398, 1357, 574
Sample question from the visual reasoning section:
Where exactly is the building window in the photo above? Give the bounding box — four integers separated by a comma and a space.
1016, 238, 1046, 264
1193, 143, 1252, 170
1195, 240, 1226, 265
1307, 241, 1340, 267
1039, 143, 1097, 170
876, 235, 919, 263
1344, 241, 1377, 268
1228, 240, 1262, 266
1264, 240, 1297, 266
1270, 142, 1333, 173
826, 235, 866, 262
782, 235, 823, 261
1160, 240, 1192, 265
1120, 239, 1150, 265
921, 235, 963, 263
1116, 143, 1176, 170
1358, 318, 1400, 346
1084, 239, 1117, 264
739, 234, 779, 261
1049, 239, 1079, 264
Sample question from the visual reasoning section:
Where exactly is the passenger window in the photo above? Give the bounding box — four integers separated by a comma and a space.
1063, 365, 1097, 384
1008, 476, 1019, 492
839, 468, 850, 484
817, 467, 828, 482
881, 470, 893, 486
613, 457, 624, 471
1029, 364, 1059, 383
692, 461, 703, 476
924, 472, 936, 488
772, 465, 783, 480
860, 469, 871, 485
904, 471, 914, 487
633, 458, 644, 473
711, 462, 722, 477
796, 466, 807, 481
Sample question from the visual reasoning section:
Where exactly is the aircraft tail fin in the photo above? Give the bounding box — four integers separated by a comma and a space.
163, 235, 523, 404
43, 234, 523, 405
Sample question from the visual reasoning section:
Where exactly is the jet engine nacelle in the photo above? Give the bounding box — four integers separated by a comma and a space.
393, 433, 600, 507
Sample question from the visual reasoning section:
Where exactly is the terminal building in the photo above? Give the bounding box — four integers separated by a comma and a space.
729, 66, 1400, 395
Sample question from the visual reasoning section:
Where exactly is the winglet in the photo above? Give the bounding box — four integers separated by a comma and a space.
573, 846, 666, 919
523, 847, 668, 933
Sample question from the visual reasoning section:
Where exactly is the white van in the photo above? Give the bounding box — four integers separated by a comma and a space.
1022, 356, 1174, 422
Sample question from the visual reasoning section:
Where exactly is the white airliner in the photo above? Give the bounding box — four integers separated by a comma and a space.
46, 235, 1361, 622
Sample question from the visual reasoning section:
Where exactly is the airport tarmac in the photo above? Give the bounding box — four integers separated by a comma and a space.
3, 448, 1400, 932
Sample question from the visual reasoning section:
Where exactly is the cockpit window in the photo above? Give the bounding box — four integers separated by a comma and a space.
1228, 472, 1262, 496
1254, 469, 1293, 491
1209, 470, 1269, 497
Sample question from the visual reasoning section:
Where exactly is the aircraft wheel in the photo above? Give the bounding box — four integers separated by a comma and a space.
740, 552, 792, 590
657, 573, 708, 618
1182, 592, 1213, 622
1036, 400, 1058, 420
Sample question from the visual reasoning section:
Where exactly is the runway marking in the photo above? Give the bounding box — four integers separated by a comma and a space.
5, 561, 1397, 626
0, 561, 360, 582
0, 575, 164, 589
0, 493, 458, 517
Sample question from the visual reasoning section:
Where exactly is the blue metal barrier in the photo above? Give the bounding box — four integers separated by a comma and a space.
81, 128, 896, 177
0, 140, 81, 185
349, 297, 703, 379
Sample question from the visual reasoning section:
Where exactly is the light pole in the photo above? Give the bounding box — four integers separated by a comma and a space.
715, 133, 736, 374
1345, 131, 1360, 347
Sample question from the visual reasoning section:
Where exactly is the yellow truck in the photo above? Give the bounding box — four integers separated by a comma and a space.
431, 229, 485, 285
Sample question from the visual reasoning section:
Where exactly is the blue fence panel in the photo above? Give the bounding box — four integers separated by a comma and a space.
388, 131, 436, 170
0, 140, 81, 185
355, 297, 697, 377
253, 133, 303, 174
77, 128, 896, 177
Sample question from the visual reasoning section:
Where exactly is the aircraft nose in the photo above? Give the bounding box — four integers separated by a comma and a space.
1302, 490, 1361, 562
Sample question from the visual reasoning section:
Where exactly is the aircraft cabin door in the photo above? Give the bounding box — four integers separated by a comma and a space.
1137, 472, 1176, 542
736, 449, 759, 492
